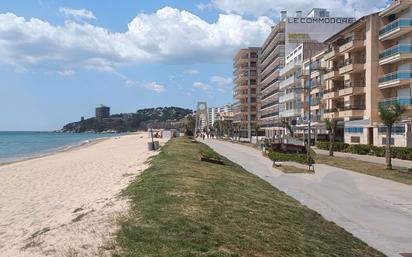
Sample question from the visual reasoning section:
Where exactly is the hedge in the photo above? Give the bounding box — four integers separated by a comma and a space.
316, 141, 412, 161
268, 150, 315, 165
316, 141, 349, 152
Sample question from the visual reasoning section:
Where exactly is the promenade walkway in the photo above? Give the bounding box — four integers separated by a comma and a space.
202, 139, 412, 257
314, 148, 412, 168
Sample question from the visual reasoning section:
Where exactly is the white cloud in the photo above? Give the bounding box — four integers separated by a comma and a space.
112, 71, 165, 93
0, 7, 272, 74
210, 0, 388, 17
183, 69, 200, 75
196, 3, 212, 11
58, 69, 75, 76
59, 7, 96, 20
193, 82, 210, 91
211, 75, 232, 86
144, 82, 166, 93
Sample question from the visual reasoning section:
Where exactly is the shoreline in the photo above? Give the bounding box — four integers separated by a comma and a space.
0, 132, 167, 257
0, 131, 142, 167
0, 137, 111, 167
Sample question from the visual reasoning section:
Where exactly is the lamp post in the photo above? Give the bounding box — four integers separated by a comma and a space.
307, 55, 312, 156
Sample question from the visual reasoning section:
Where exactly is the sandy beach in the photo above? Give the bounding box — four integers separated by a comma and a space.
0, 133, 167, 257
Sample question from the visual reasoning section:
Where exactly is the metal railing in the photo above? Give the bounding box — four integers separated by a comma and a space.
379, 70, 412, 84
379, 18, 412, 36
379, 44, 412, 60
344, 81, 366, 88
379, 97, 412, 107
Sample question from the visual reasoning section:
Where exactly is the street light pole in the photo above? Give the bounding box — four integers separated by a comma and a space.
307, 55, 312, 156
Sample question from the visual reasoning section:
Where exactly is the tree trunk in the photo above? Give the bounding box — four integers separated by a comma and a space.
386, 125, 392, 170
329, 132, 334, 157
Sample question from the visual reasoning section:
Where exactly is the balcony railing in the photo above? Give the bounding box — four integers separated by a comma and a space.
379, 97, 412, 107
279, 76, 298, 89
343, 58, 366, 66
379, 70, 412, 84
344, 81, 366, 88
379, 44, 412, 60
379, 18, 412, 37
342, 105, 366, 111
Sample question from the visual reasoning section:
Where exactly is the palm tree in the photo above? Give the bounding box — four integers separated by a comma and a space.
325, 118, 338, 156
379, 103, 405, 170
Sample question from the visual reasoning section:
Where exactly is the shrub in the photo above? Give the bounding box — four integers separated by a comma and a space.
343, 144, 372, 155
316, 141, 349, 152
370, 146, 385, 157
391, 147, 412, 160
268, 150, 314, 165
316, 141, 329, 150
317, 141, 412, 160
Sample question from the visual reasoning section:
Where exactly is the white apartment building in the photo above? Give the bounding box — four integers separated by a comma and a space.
279, 42, 326, 123
259, 8, 355, 139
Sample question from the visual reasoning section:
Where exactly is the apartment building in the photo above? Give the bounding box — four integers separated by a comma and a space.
299, 49, 332, 141
258, 9, 355, 139
378, 0, 412, 147
279, 43, 326, 124
233, 47, 260, 139
95, 104, 110, 120
322, 13, 382, 145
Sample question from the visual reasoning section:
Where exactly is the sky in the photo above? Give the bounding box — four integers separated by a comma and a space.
0, 0, 390, 131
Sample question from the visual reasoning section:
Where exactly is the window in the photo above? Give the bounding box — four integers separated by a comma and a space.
345, 127, 363, 133
378, 126, 405, 135
351, 137, 360, 143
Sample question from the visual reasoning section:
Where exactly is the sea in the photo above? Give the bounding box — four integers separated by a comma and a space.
0, 131, 118, 164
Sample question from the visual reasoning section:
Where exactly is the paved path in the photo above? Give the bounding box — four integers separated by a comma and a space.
202, 139, 412, 257
314, 148, 412, 168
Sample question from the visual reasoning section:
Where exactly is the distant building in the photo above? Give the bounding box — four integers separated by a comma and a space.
95, 104, 110, 120
233, 47, 260, 139
208, 104, 233, 126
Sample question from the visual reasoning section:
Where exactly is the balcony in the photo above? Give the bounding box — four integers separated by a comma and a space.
323, 68, 341, 80
338, 105, 366, 118
279, 92, 301, 103
338, 81, 366, 96
323, 89, 337, 99
379, 44, 412, 65
379, 18, 412, 41
378, 70, 412, 89
324, 108, 339, 119
380, 0, 412, 17
339, 36, 366, 53
234, 90, 256, 99
339, 58, 365, 75
279, 76, 298, 90
280, 62, 300, 76
379, 97, 412, 107
280, 109, 302, 118
324, 48, 341, 61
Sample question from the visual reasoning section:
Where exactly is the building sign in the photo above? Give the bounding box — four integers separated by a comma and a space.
288, 33, 317, 43
287, 17, 356, 24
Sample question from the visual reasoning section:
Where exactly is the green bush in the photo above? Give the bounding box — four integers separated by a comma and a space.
316, 141, 349, 152
343, 144, 372, 155
317, 141, 412, 160
391, 147, 412, 160
268, 150, 314, 165
316, 141, 329, 150
370, 146, 385, 157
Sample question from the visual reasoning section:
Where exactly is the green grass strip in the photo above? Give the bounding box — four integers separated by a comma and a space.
115, 137, 385, 257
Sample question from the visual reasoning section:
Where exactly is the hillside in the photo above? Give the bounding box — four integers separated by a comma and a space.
61, 107, 193, 133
